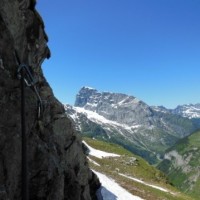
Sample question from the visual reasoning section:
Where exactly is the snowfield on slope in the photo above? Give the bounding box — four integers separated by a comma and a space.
94, 170, 144, 200
119, 174, 175, 194
75, 107, 141, 132
83, 141, 120, 159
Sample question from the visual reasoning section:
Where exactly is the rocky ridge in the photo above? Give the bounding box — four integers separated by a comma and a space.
151, 104, 200, 119
0, 2, 99, 200
171, 104, 200, 119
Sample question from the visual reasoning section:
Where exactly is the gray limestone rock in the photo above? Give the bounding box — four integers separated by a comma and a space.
75, 87, 154, 126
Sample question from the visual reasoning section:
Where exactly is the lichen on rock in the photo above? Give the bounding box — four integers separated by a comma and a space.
0, 0, 100, 199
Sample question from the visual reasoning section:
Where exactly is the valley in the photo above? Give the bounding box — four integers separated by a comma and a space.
84, 137, 192, 200
65, 86, 200, 199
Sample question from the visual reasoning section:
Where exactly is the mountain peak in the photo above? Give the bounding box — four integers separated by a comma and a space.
75, 86, 98, 107
172, 104, 200, 119
81, 86, 97, 91
74, 87, 153, 126
75, 87, 142, 109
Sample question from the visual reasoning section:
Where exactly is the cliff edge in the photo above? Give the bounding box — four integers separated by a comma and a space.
0, 0, 100, 199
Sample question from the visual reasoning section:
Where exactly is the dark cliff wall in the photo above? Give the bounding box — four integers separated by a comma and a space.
0, 0, 100, 199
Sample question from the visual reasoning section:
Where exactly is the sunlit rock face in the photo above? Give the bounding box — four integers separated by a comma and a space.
0, 1, 100, 199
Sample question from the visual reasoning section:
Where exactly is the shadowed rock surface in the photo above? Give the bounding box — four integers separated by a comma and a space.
0, 1, 100, 199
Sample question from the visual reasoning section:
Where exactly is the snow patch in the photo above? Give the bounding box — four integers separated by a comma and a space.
86, 102, 98, 107
83, 141, 120, 159
87, 157, 100, 166
183, 108, 200, 118
68, 113, 78, 121
117, 97, 130, 106
83, 86, 95, 90
174, 104, 200, 119
119, 174, 171, 193
74, 107, 141, 134
94, 171, 144, 200
118, 97, 140, 106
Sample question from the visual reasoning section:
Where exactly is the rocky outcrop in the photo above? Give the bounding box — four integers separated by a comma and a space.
158, 130, 200, 199
0, 1, 100, 200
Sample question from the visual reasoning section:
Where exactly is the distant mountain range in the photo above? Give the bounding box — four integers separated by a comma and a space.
172, 104, 200, 119
151, 104, 200, 119
65, 87, 200, 164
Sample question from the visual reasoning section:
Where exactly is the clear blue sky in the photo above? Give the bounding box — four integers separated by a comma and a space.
36, 0, 200, 108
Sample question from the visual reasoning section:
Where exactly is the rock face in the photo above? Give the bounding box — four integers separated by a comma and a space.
75, 87, 152, 126
67, 87, 198, 164
0, 1, 99, 200
158, 130, 200, 199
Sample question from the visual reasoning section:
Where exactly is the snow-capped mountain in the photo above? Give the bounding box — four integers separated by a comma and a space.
151, 104, 200, 119
171, 104, 200, 119
65, 87, 198, 164
75, 87, 152, 126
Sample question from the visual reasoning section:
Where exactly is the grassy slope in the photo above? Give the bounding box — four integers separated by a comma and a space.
84, 137, 193, 200
158, 130, 200, 199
